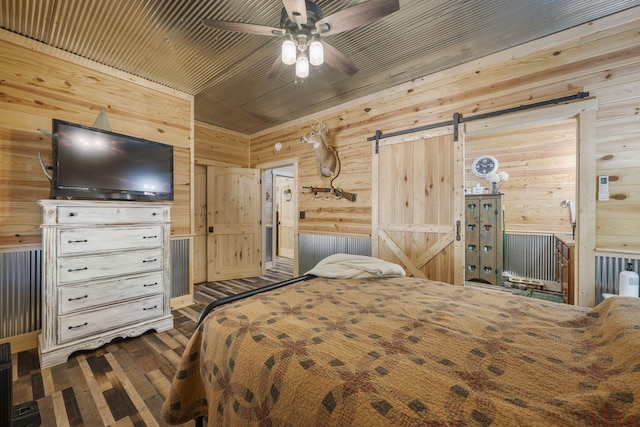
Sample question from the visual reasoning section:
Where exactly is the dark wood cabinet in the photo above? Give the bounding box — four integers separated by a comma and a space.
465, 194, 503, 286
555, 235, 575, 305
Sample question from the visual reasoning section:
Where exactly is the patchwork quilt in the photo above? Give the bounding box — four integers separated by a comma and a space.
162, 276, 640, 426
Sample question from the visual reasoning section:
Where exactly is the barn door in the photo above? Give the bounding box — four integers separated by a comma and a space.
373, 126, 464, 284
207, 166, 262, 281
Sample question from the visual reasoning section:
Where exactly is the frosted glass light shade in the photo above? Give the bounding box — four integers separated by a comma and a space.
281, 40, 296, 65
309, 40, 324, 66
296, 55, 309, 78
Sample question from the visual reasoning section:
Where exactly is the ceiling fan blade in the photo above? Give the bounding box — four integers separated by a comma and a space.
315, 0, 400, 37
267, 54, 288, 80
202, 18, 284, 37
282, 0, 307, 25
322, 41, 358, 76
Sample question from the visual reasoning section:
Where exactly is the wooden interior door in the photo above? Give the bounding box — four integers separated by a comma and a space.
207, 166, 262, 281
373, 126, 464, 284
276, 176, 295, 258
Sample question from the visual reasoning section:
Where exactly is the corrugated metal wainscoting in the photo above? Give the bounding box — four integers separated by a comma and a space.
298, 233, 371, 274
0, 248, 42, 339
504, 233, 556, 282
595, 255, 640, 305
1, 239, 189, 340
170, 238, 190, 298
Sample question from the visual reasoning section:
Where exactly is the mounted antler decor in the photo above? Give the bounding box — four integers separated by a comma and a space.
300, 121, 356, 202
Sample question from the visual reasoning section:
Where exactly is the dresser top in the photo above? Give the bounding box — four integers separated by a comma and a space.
39, 199, 173, 208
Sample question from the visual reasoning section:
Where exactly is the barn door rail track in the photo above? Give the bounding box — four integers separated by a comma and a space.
368, 91, 589, 153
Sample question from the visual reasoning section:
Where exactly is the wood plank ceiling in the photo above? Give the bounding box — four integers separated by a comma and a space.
1, 0, 639, 134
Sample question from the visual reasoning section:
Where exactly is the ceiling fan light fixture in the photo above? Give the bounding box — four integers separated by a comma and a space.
295, 54, 309, 78
309, 40, 324, 66
281, 39, 297, 65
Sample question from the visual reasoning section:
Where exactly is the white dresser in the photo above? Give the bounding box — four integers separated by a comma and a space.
38, 200, 173, 368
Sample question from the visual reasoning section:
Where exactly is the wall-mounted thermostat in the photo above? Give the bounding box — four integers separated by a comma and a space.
598, 175, 609, 201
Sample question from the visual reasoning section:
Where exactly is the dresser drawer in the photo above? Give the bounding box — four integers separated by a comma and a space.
56, 206, 165, 225
59, 226, 163, 255
58, 294, 164, 343
58, 272, 163, 315
58, 248, 163, 284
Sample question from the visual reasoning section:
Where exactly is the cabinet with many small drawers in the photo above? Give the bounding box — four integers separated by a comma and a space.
465, 194, 503, 286
38, 200, 173, 368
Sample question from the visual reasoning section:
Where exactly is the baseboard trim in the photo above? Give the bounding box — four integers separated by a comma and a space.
0, 331, 40, 353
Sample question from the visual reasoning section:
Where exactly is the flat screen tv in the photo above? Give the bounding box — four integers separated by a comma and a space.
52, 119, 174, 201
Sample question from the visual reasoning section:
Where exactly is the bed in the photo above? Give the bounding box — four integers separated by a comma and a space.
162, 255, 640, 426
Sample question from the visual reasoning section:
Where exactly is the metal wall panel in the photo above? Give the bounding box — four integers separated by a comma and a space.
0, 249, 42, 339
298, 233, 371, 274
503, 233, 556, 282
595, 256, 640, 304
0, 239, 189, 340
170, 238, 190, 298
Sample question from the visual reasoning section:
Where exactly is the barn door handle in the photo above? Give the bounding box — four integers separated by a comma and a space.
456, 220, 461, 241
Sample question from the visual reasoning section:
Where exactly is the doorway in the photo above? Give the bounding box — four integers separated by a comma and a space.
259, 160, 297, 275
462, 97, 598, 306
464, 120, 577, 295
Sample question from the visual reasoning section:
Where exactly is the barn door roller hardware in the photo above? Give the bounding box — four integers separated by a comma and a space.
368, 91, 590, 146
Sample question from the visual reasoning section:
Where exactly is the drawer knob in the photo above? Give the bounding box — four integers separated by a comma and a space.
68, 239, 88, 244
68, 294, 89, 301
68, 267, 88, 272
143, 235, 158, 239
143, 282, 158, 287
143, 305, 158, 311
68, 212, 77, 217
142, 258, 157, 263
68, 322, 88, 330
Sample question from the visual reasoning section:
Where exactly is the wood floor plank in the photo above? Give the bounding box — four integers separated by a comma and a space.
103, 373, 138, 420
35, 395, 55, 427
140, 333, 171, 356
50, 390, 71, 427
154, 331, 182, 350
73, 388, 103, 427
11, 257, 293, 426
61, 387, 83, 426
104, 352, 160, 427
77, 354, 117, 426
145, 369, 172, 401
166, 328, 189, 348
41, 366, 55, 396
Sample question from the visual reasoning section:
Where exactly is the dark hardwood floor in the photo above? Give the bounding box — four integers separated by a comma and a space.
10, 257, 294, 427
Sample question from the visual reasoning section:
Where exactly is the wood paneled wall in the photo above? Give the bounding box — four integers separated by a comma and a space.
194, 121, 249, 167
466, 120, 577, 234
0, 30, 193, 246
249, 9, 640, 252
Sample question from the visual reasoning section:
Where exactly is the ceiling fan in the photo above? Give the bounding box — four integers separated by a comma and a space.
202, 0, 400, 80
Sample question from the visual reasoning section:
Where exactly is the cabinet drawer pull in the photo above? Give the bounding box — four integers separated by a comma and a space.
68, 239, 88, 243
68, 267, 88, 272
68, 295, 88, 301
143, 282, 158, 287
68, 212, 77, 217
143, 305, 158, 311
142, 258, 157, 263
142, 235, 158, 239
68, 322, 88, 330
